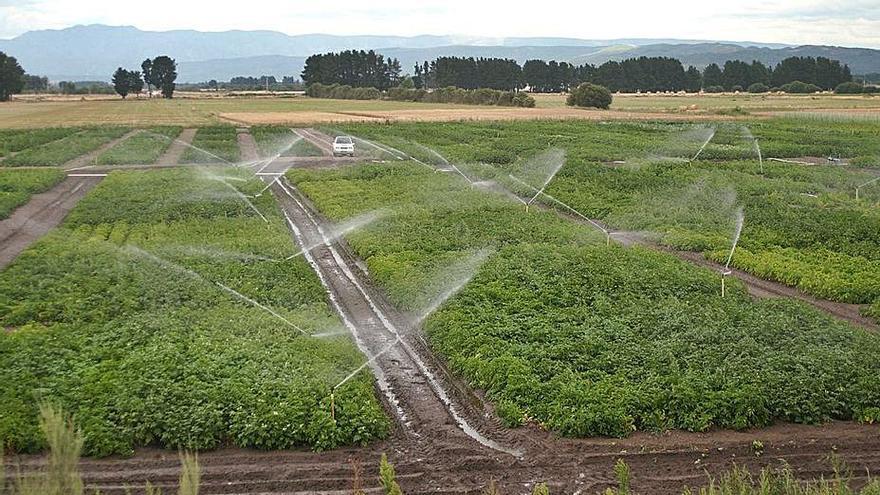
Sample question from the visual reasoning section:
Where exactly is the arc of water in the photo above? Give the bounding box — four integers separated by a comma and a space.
856, 176, 880, 200
333, 336, 402, 391
724, 208, 745, 271
207, 175, 269, 223
508, 174, 609, 236
691, 128, 716, 162
527, 159, 565, 205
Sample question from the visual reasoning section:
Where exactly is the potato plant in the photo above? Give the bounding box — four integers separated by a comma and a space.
4, 127, 131, 167
96, 126, 182, 165
250, 126, 323, 158
181, 126, 240, 163
0, 168, 389, 456
288, 160, 880, 438
0, 168, 65, 218
0, 128, 80, 158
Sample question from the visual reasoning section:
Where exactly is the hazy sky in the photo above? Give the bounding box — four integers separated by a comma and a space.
2, 0, 879, 48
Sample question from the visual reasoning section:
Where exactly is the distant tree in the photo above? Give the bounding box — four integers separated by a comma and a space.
748, 82, 769, 93
702, 63, 723, 90
399, 76, 415, 89
0, 51, 26, 101
23, 74, 49, 92
141, 58, 154, 97
684, 66, 702, 92
207, 79, 218, 91
127, 70, 144, 95
58, 81, 76, 94
112, 67, 131, 98
780, 80, 821, 94
835, 81, 864, 94
150, 56, 177, 98
566, 82, 612, 109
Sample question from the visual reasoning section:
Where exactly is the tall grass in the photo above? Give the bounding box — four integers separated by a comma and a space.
178, 452, 200, 495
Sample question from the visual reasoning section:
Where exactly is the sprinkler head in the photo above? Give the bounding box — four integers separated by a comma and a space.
721, 270, 732, 277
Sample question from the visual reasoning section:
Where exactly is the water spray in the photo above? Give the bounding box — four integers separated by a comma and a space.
508, 174, 611, 243
145, 131, 233, 165
282, 210, 385, 261
691, 127, 716, 162
721, 207, 745, 298
202, 170, 269, 223
856, 176, 880, 200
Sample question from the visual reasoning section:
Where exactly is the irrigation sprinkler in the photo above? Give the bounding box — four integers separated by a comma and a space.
755, 138, 764, 174
690, 128, 716, 162
508, 174, 610, 240
856, 176, 880, 200
721, 209, 745, 297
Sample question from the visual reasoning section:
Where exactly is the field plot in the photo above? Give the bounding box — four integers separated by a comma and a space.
338, 119, 880, 319
0, 128, 80, 158
288, 161, 880, 437
0, 168, 65, 218
181, 125, 241, 163
96, 126, 182, 165
0, 168, 388, 456
250, 126, 324, 157
3, 127, 131, 167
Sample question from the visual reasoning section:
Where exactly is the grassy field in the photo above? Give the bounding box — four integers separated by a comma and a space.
288, 161, 880, 437
0, 168, 389, 456
3, 127, 130, 167
181, 125, 241, 163
96, 126, 182, 165
1, 93, 879, 128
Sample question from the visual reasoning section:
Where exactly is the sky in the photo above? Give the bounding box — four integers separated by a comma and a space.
2, 0, 880, 48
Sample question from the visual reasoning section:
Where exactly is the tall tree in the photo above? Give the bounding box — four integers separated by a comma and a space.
150, 56, 177, 99
702, 63, 723, 89
127, 70, 144, 95
112, 67, 132, 98
141, 58, 154, 97
23, 74, 49, 92
0, 51, 26, 102
684, 66, 703, 92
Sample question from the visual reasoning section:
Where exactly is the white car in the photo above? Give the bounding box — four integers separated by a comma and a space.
333, 136, 355, 157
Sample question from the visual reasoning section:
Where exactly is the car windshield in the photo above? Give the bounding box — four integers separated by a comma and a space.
336, 137, 353, 144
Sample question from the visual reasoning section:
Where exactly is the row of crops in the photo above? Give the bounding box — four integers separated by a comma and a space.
0, 168, 65, 219
337, 120, 880, 319
287, 161, 880, 437
250, 126, 324, 158
0, 168, 388, 456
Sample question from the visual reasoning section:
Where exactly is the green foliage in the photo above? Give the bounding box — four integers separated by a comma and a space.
532, 483, 550, 495
835, 82, 865, 94
685, 462, 880, 495
566, 83, 612, 109
4, 127, 131, 167
704, 86, 725, 93
40, 403, 84, 495
387, 86, 535, 107
0, 52, 25, 102
781, 81, 822, 94
290, 158, 880, 439
181, 126, 240, 163
748, 82, 770, 93
97, 127, 181, 165
150, 56, 177, 99
0, 168, 388, 456
614, 459, 631, 495
379, 454, 403, 495
0, 168, 65, 219
0, 128, 78, 158
250, 126, 323, 157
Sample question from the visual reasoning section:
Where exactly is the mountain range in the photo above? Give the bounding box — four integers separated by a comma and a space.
2, 25, 879, 83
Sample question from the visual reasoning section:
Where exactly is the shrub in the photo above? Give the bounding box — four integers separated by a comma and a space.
780, 81, 822, 94
383, 86, 534, 107
704, 85, 725, 93
835, 82, 865, 94
566, 83, 612, 109
732, 85, 744, 93
747, 82, 769, 93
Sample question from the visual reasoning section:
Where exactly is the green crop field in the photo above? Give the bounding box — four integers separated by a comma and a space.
287, 160, 880, 437
251, 126, 324, 157
181, 125, 241, 163
336, 119, 880, 318
0, 128, 80, 158
96, 126, 182, 165
3, 127, 131, 167
0, 168, 66, 218
0, 168, 388, 456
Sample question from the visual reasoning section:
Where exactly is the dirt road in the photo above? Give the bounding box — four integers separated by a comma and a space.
157, 128, 197, 166
0, 174, 104, 269
64, 130, 140, 170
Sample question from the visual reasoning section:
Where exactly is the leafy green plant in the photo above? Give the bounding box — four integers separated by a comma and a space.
379, 454, 402, 495
97, 127, 181, 165
4, 127, 130, 167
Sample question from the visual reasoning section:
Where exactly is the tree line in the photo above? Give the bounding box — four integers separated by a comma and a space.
406, 55, 853, 93
301, 50, 402, 90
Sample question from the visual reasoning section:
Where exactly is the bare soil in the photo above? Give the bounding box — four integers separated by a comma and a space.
157, 128, 196, 166
0, 174, 104, 269
236, 128, 259, 162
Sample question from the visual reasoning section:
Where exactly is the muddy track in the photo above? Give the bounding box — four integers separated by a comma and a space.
237, 128, 260, 163
295, 128, 335, 156
157, 128, 197, 166
0, 174, 104, 269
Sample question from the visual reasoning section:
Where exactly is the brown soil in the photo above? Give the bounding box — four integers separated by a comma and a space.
0, 174, 104, 269
64, 130, 141, 170
236, 128, 260, 162
156, 128, 197, 166
294, 127, 335, 156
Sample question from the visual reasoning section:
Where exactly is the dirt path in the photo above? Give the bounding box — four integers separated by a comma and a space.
0, 174, 104, 269
236, 128, 259, 162
63, 130, 140, 170
295, 128, 334, 156
156, 128, 196, 166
